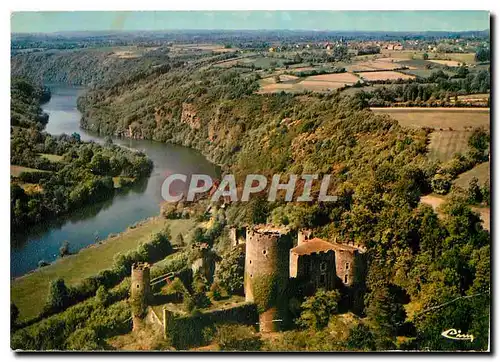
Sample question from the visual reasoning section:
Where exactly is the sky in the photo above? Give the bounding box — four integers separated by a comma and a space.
11, 11, 490, 33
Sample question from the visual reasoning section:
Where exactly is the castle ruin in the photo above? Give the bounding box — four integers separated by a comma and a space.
244, 225, 292, 332
130, 262, 151, 331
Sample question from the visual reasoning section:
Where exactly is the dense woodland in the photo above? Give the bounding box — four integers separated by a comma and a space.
10, 78, 153, 232
11, 32, 490, 351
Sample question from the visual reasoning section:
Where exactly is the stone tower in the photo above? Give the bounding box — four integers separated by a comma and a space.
244, 225, 292, 333
130, 262, 151, 330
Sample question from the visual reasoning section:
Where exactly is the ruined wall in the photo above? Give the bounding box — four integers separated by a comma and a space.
297, 229, 313, 246
244, 226, 292, 332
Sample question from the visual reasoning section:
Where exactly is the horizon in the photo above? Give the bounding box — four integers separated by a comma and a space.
11, 11, 490, 34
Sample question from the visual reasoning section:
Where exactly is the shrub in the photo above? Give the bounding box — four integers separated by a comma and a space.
59, 240, 70, 257
44, 278, 70, 314
297, 289, 341, 330
209, 282, 224, 301
215, 324, 262, 351
346, 324, 376, 351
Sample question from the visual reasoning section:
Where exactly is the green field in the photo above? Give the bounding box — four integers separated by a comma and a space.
11, 217, 195, 321
427, 131, 473, 162
454, 161, 490, 188
39, 153, 63, 162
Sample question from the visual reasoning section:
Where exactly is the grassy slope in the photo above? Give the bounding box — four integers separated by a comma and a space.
427, 131, 473, 162
11, 217, 195, 321
39, 153, 63, 162
454, 161, 490, 188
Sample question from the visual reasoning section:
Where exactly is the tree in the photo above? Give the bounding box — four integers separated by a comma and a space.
45, 278, 70, 313
422, 53, 429, 60
475, 47, 490, 62
365, 284, 405, 339
95, 285, 111, 306
59, 240, 70, 257
71, 132, 81, 142
468, 128, 489, 154
214, 245, 245, 295
346, 324, 376, 351
467, 177, 482, 204
11, 303, 19, 329
297, 289, 340, 330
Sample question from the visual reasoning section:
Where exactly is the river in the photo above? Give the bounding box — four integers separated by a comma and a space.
11, 85, 219, 277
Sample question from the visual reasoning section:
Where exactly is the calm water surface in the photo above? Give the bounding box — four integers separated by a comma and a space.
11, 86, 219, 277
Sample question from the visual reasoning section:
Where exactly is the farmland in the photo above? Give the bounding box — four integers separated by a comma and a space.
371, 107, 490, 130
372, 107, 490, 163
427, 131, 473, 162
258, 71, 360, 93
357, 71, 415, 81
10, 165, 50, 177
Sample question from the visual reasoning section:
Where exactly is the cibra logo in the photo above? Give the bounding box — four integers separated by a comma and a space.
441, 329, 475, 342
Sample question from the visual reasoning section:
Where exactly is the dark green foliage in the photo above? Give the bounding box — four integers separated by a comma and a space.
346, 324, 376, 351
209, 282, 224, 301
467, 177, 482, 204
11, 303, 19, 329
44, 279, 70, 314
475, 47, 490, 62
215, 324, 262, 351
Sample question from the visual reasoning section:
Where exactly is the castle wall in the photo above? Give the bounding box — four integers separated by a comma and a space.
291, 250, 336, 292
334, 250, 358, 286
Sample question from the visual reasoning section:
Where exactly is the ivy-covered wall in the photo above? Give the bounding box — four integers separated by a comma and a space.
164, 303, 258, 350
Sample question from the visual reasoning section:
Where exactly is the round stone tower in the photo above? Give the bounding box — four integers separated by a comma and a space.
244, 225, 292, 333
130, 262, 151, 330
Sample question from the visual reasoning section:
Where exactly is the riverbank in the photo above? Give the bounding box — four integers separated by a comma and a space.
11, 216, 196, 321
